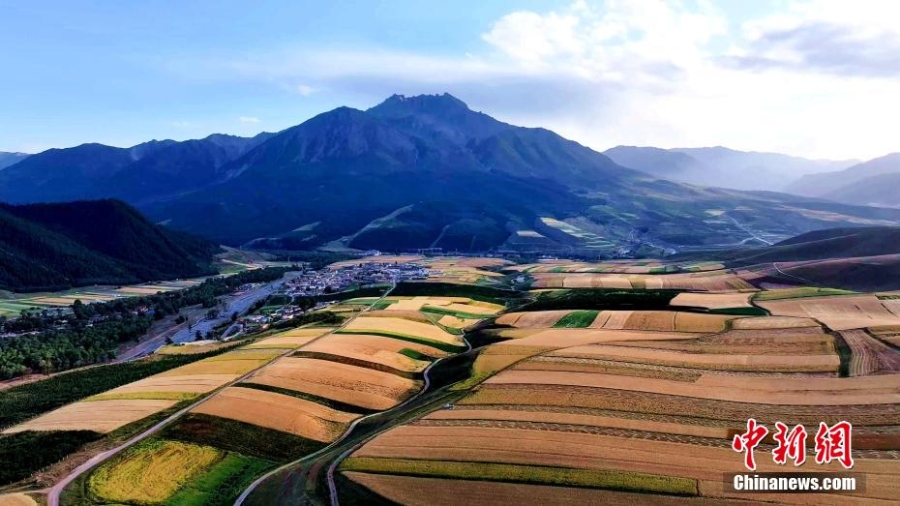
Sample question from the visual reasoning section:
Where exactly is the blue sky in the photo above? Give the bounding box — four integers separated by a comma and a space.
2, 1, 897, 159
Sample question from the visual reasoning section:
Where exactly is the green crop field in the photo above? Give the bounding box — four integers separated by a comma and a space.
553, 310, 599, 328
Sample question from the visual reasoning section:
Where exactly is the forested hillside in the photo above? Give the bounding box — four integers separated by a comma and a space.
0, 199, 220, 291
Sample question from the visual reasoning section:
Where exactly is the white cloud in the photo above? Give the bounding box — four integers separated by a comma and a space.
294, 84, 317, 96
168, 0, 900, 160
239, 116, 261, 124
171, 120, 192, 128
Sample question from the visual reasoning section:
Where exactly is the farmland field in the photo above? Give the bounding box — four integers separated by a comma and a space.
335, 260, 900, 505
5, 257, 900, 505
88, 440, 221, 504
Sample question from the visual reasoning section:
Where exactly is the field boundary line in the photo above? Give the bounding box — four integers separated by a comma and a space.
47, 280, 388, 506
233, 282, 399, 505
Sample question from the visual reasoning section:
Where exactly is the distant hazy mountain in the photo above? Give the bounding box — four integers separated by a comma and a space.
786, 153, 900, 207
0, 199, 219, 292
605, 145, 855, 191
3, 93, 899, 254
0, 152, 29, 171
0, 133, 273, 205
603, 146, 708, 183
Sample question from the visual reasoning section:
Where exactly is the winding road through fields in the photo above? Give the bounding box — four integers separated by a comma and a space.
46, 278, 391, 506
235, 295, 473, 506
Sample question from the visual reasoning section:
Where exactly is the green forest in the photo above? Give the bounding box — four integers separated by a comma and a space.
0, 267, 293, 379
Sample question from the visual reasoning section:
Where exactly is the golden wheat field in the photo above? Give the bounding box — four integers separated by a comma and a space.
88, 440, 220, 504
4, 399, 178, 434
344, 316, 462, 345
302, 336, 430, 372
669, 292, 753, 310
437, 315, 481, 329
192, 386, 358, 442
157, 356, 272, 377
758, 294, 900, 330
485, 369, 898, 405
244, 327, 335, 349
91, 374, 235, 397
246, 357, 421, 411
318, 333, 448, 358
423, 408, 732, 439
495, 311, 571, 328
529, 271, 755, 292
350, 425, 900, 503
497, 310, 733, 332
498, 328, 702, 349
545, 344, 839, 372
0, 494, 37, 506
730, 316, 820, 329
156, 342, 234, 355
340, 270, 900, 505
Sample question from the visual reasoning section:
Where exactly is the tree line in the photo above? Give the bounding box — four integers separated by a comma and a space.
0, 267, 295, 379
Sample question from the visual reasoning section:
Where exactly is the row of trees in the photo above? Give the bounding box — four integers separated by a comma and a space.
0, 267, 295, 379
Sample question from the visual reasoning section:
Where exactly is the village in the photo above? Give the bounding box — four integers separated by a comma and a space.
235, 259, 430, 332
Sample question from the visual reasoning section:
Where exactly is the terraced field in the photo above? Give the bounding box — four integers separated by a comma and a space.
58, 294, 503, 505
339, 274, 900, 505
7, 257, 900, 505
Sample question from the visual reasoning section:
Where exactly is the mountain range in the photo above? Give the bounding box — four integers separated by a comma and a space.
3, 93, 900, 254
786, 153, 900, 207
603, 145, 856, 192
0, 133, 272, 205
0, 200, 219, 292
0, 152, 29, 171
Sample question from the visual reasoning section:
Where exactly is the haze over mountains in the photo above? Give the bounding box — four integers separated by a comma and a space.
786, 153, 900, 208
603, 146, 856, 192
2, 93, 900, 254
0, 152, 29, 171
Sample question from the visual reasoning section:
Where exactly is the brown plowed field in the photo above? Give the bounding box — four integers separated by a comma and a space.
462, 384, 900, 425
245, 357, 421, 411
546, 344, 838, 372
759, 295, 900, 331
423, 408, 732, 439
342, 472, 712, 506
841, 330, 900, 375
484, 370, 895, 404
192, 386, 357, 442
302, 335, 430, 372
495, 329, 702, 349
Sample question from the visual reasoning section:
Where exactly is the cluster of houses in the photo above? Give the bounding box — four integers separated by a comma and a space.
284, 262, 428, 296
234, 262, 428, 332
